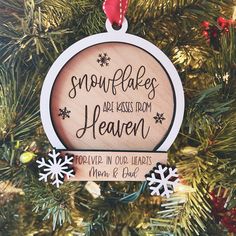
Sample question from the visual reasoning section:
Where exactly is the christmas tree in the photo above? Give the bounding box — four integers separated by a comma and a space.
0, 0, 236, 235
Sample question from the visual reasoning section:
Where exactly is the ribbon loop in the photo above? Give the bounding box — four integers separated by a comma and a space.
103, 0, 129, 26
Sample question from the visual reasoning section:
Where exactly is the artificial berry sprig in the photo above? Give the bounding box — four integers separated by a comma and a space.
201, 17, 235, 50
211, 190, 236, 233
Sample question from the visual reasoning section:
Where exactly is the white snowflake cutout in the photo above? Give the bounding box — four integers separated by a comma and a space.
36, 149, 75, 188
146, 163, 179, 198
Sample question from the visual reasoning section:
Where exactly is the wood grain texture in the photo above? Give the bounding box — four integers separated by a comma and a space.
63, 151, 167, 181
51, 42, 175, 151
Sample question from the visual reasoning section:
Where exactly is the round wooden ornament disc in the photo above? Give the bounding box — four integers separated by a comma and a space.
41, 20, 184, 152
50, 42, 175, 151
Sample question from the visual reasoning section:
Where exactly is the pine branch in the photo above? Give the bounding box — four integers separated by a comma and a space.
161, 27, 236, 235
209, 28, 236, 98
0, 65, 40, 142
150, 188, 223, 236
130, 0, 234, 23
0, 0, 71, 66
0, 0, 24, 21
129, 0, 235, 70
184, 85, 234, 138
164, 112, 236, 234
0, 64, 41, 186
71, 0, 105, 37
24, 179, 82, 230
0, 0, 235, 235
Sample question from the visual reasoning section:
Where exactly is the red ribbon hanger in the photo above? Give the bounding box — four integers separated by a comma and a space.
103, 0, 129, 26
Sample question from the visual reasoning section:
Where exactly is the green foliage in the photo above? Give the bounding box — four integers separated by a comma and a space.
160, 28, 236, 236
0, 65, 40, 141
0, 64, 41, 186
24, 179, 82, 230
211, 28, 236, 98
185, 85, 234, 137
0, 0, 71, 67
0, 143, 25, 186
0, 0, 236, 235
129, 0, 234, 49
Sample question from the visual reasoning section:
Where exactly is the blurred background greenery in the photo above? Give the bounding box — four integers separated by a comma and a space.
0, 0, 236, 235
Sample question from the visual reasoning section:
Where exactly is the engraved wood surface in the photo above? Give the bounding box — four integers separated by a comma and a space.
64, 151, 167, 181
51, 42, 175, 151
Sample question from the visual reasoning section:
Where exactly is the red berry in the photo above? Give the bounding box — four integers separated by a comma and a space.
218, 17, 228, 29
224, 27, 229, 33
203, 30, 209, 37
218, 17, 226, 25
201, 21, 210, 29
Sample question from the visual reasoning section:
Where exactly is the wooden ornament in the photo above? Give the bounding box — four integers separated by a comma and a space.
51, 42, 174, 151
40, 19, 185, 182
